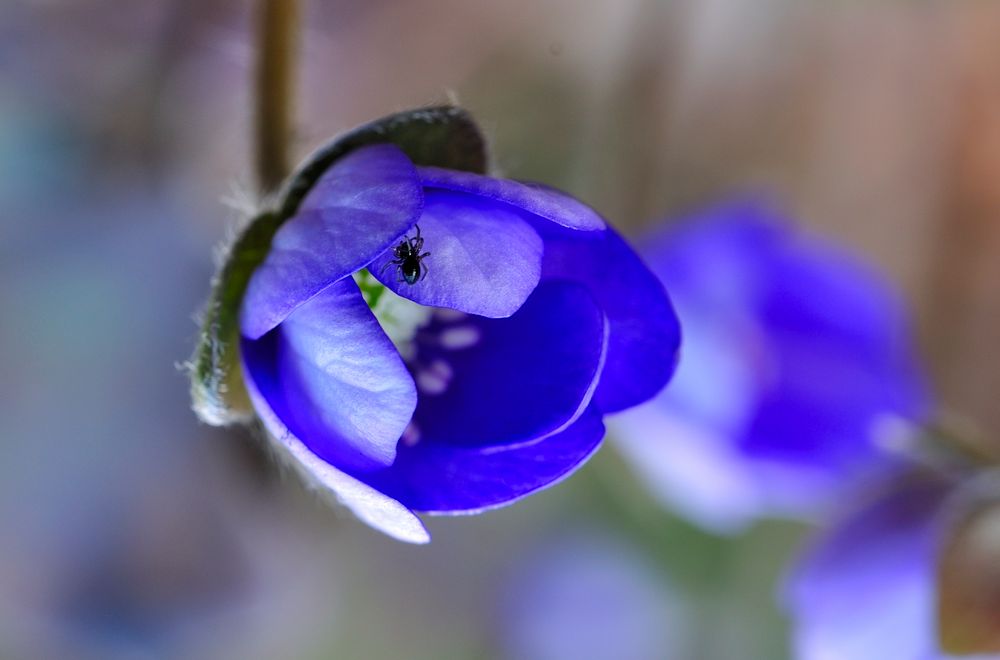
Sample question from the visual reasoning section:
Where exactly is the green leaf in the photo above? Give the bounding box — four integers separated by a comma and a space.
190, 105, 488, 425
190, 211, 281, 424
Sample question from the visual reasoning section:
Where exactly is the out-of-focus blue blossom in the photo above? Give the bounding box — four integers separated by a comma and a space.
498, 529, 690, 660
238, 142, 680, 543
613, 200, 928, 533
782, 474, 1000, 660
783, 478, 947, 660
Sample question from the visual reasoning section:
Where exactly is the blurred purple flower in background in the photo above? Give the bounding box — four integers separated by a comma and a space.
499, 529, 690, 660
783, 472, 1000, 660
238, 141, 680, 543
783, 478, 949, 660
613, 200, 928, 533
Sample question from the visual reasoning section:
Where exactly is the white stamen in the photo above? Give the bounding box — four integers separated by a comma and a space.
355, 275, 431, 358
439, 325, 481, 350
871, 414, 920, 457
429, 359, 453, 381
416, 360, 453, 395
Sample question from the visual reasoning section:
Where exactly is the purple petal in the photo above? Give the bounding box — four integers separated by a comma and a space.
368, 406, 605, 513
370, 191, 543, 317
783, 480, 947, 660
409, 281, 608, 449
241, 144, 424, 339
611, 304, 852, 533
418, 166, 605, 231
620, 200, 932, 528
241, 279, 417, 473
739, 235, 930, 466
240, 324, 427, 544
538, 226, 680, 413
611, 401, 765, 535
644, 201, 929, 442
642, 200, 788, 310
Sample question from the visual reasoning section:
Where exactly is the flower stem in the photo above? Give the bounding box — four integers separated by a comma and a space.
925, 415, 1000, 468
254, 0, 300, 194
881, 413, 1000, 474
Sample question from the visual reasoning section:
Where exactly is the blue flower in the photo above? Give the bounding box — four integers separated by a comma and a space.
612, 200, 928, 533
237, 142, 679, 543
783, 470, 1000, 660
782, 477, 946, 660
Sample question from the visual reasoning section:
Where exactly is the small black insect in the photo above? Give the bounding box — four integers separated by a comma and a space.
381, 224, 430, 285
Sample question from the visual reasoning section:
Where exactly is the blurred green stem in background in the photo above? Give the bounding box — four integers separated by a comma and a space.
255, 0, 300, 193
877, 414, 1000, 475
920, 416, 1000, 471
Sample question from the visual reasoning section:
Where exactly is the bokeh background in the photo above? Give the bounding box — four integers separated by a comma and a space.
2, 1, 999, 658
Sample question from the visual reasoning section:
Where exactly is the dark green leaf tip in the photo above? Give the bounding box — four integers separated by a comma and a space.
278, 105, 488, 217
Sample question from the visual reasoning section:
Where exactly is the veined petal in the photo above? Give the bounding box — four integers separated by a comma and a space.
369, 406, 606, 513
410, 281, 608, 449
370, 191, 543, 318
241, 279, 417, 473
240, 320, 427, 544
539, 226, 680, 413
241, 144, 424, 340
418, 166, 605, 231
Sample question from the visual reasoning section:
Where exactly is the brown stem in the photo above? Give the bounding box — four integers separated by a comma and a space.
254, 0, 300, 194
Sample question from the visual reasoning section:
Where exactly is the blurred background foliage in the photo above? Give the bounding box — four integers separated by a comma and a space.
1, 1, 999, 658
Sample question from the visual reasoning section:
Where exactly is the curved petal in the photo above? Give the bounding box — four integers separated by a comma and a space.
644, 201, 928, 469
369, 406, 606, 513
538, 226, 680, 413
240, 329, 427, 545
418, 166, 605, 231
782, 480, 947, 660
611, 402, 764, 536
242, 279, 417, 473
630, 201, 930, 525
409, 280, 608, 449
641, 199, 788, 297
370, 191, 543, 317
742, 236, 931, 466
241, 144, 424, 339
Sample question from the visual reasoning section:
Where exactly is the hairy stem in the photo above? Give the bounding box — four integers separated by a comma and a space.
254, 0, 300, 193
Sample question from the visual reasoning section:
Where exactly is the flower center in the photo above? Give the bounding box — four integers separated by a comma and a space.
354, 270, 484, 403
354, 269, 430, 361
